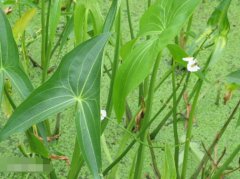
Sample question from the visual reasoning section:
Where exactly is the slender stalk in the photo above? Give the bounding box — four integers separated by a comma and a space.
103, 30, 215, 176
147, 135, 161, 179
172, 59, 180, 178
103, 73, 187, 175
42, 0, 51, 83
212, 144, 240, 179
105, 8, 121, 123
126, 0, 134, 39
148, 0, 152, 7
41, 0, 46, 76
134, 52, 162, 179
190, 99, 240, 179
150, 73, 190, 140
103, 140, 135, 176
181, 79, 203, 179
154, 69, 172, 92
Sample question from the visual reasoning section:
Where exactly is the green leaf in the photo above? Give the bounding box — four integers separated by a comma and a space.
209, 36, 227, 66
207, 0, 232, 36
0, 34, 109, 177
167, 44, 188, 66
162, 144, 176, 179
113, 39, 159, 120
102, 0, 120, 33
49, 0, 61, 47
208, 0, 232, 66
226, 70, 240, 85
75, 102, 101, 178
13, 8, 37, 41
167, 44, 209, 82
58, 16, 74, 56
139, 0, 201, 36
74, 3, 89, 44
0, 9, 33, 99
113, 0, 201, 120
26, 131, 50, 158
74, 0, 103, 44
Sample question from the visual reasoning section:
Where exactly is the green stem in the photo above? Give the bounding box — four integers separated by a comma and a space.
148, 0, 152, 7
104, 8, 121, 129
150, 73, 190, 140
172, 59, 180, 178
42, 0, 51, 83
181, 79, 203, 179
190, 99, 240, 179
41, 0, 46, 76
134, 52, 162, 179
212, 144, 240, 179
126, 0, 134, 39
103, 73, 187, 176
147, 135, 161, 179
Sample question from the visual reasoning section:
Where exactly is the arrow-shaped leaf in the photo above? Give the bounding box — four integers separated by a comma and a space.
0, 34, 109, 178
0, 9, 33, 99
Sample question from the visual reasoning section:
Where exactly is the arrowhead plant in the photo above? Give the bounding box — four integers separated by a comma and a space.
0, 29, 109, 177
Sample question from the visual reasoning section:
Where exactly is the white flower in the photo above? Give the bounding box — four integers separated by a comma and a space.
100, 110, 107, 120
182, 57, 200, 72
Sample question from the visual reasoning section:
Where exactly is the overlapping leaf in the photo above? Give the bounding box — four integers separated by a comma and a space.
113, 0, 201, 120
0, 9, 33, 99
0, 34, 109, 178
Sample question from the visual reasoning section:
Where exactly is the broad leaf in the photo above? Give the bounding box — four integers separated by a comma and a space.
139, 0, 201, 36
113, 0, 201, 120
0, 34, 109, 178
0, 9, 33, 99
113, 39, 159, 120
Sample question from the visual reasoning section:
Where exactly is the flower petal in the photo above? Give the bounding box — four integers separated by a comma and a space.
183, 57, 194, 62
100, 110, 107, 120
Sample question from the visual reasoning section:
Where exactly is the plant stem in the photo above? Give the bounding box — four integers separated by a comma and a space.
105, 8, 121, 128
150, 73, 190, 140
148, 0, 152, 7
134, 52, 162, 179
212, 144, 240, 179
126, 0, 134, 39
42, 0, 51, 83
181, 79, 203, 179
147, 135, 161, 179
172, 59, 180, 178
41, 0, 46, 79
103, 73, 187, 175
190, 99, 240, 179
